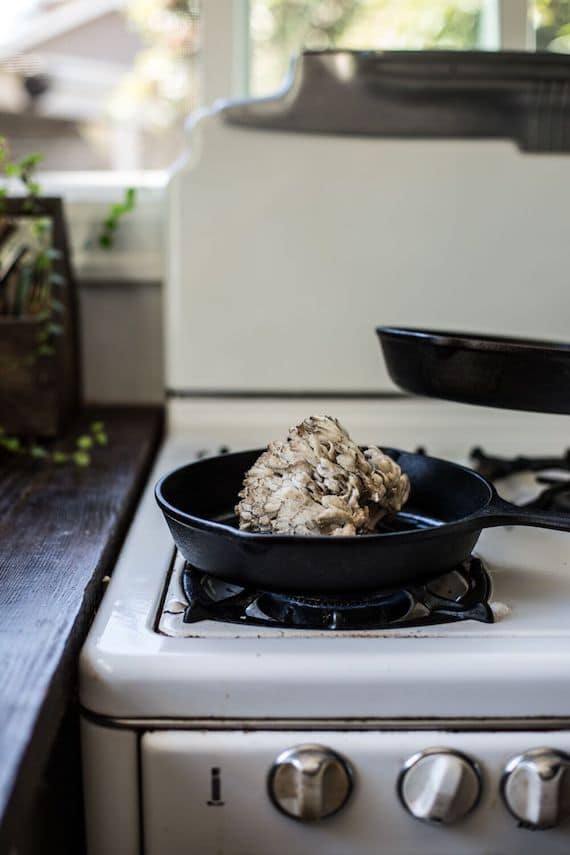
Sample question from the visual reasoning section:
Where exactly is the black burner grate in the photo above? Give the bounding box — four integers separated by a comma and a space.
471, 447, 570, 513
181, 558, 493, 630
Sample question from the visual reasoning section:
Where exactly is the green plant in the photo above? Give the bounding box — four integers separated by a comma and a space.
0, 420, 108, 467
0, 143, 65, 362
0, 137, 110, 466
99, 187, 137, 249
5, 154, 43, 213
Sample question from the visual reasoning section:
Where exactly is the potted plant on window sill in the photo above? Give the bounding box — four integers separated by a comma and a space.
0, 142, 133, 465
0, 192, 80, 438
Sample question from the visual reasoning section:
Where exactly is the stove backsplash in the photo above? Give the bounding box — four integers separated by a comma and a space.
166, 95, 570, 395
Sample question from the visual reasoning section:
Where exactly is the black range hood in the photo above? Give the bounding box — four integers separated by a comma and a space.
222, 49, 570, 153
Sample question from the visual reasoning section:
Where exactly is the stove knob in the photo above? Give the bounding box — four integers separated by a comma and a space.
501, 748, 570, 829
268, 744, 352, 821
399, 748, 481, 825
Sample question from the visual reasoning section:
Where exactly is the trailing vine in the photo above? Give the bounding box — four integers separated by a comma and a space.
98, 187, 137, 249
0, 420, 108, 467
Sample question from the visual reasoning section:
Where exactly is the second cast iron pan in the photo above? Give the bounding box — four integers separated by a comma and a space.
377, 327, 570, 414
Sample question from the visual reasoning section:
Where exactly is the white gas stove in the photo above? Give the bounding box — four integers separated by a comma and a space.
80, 397, 570, 855
81, 48, 570, 855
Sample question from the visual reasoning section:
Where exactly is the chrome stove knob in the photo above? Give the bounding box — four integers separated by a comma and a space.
398, 748, 481, 825
501, 748, 570, 829
268, 744, 352, 821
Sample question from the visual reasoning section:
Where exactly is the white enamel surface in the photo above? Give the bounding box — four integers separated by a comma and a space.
141, 730, 570, 855
80, 399, 570, 720
81, 720, 139, 855
166, 111, 570, 393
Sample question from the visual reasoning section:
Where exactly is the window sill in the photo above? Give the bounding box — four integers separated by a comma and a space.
8, 170, 168, 284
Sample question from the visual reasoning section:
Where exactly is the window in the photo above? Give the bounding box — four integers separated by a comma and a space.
248, 1, 570, 97
1, 1, 569, 172
531, 0, 570, 50
249, 1, 487, 96
0, 0, 200, 171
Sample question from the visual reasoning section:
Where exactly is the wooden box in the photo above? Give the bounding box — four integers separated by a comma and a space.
0, 198, 80, 437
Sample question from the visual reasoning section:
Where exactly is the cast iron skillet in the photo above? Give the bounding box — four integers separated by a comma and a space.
155, 448, 570, 595
377, 327, 570, 414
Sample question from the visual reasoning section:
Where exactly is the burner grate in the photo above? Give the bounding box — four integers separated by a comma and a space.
471, 447, 570, 513
180, 558, 493, 630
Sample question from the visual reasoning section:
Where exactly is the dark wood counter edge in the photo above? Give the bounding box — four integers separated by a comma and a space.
0, 406, 164, 853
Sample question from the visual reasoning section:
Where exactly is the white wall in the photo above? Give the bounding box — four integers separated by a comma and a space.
79, 280, 164, 404
167, 117, 570, 394
40, 172, 167, 404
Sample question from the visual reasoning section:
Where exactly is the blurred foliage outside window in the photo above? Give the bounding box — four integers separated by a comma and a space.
249, 0, 570, 96
531, 0, 570, 50
109, 0, 200, 131
250, 0, 484, 95
0, 0, 200, 170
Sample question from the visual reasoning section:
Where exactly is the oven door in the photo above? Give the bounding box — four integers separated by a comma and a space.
141, 728, 570, 854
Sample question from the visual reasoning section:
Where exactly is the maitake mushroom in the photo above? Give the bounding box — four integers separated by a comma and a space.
236, 416, 410, 536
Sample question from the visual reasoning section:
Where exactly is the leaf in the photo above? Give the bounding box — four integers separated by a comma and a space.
76, 435, 93, 450
2, 437, 21, 451
20, 153, 43, 170
52, 451, 69, 464
37, 344, 55, 357
35, 253, 51, 272
27, 182, 41, 196
49, 273, 66, 287
50, 299, 65, 314
32, 217, 50, 235
94, 432, 108, 446
73, 451, 91, 467
47, 322, 64, 336
4, 163, 19, 176
29, 445, 48, 459
98, 186, 137, 250
90, 421, 104, 432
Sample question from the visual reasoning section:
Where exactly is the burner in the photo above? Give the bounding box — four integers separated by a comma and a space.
471, 447, 570, 513
180, 558, 493, 630
471, 447, 570, 480
256, 588, 412, 629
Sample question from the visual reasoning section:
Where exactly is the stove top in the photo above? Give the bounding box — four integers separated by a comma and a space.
159, 558, 493, 634
79, 399, 570, 721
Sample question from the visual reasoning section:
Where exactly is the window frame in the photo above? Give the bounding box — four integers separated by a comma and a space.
17, 0, 538, 282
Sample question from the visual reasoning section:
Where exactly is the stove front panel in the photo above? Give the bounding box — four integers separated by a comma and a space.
141, 729, 570, 855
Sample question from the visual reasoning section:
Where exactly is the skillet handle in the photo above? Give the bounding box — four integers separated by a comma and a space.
477, 495, 570, 533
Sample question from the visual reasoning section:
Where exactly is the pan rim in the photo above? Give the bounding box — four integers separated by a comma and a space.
154, 447, 495, 543
377, 326, 570, 354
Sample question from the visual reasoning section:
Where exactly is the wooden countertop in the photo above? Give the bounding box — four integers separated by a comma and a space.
0, 406, 163, 852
